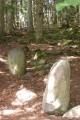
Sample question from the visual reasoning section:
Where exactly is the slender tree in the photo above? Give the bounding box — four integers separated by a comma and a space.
0, 0, 4, 36
79, 5, 80, 25
27, 0, 33, 32
52, 0, 57, 24
9, 0, 15, 32
35, 0, 44, 41
32, 0, 36, 27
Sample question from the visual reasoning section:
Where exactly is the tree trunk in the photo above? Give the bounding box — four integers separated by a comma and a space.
0, 0, 4, 36
27, 0, 33, 32
9, 0, 15, 32
33, 0, 36, 28
35, 0, 44, 41
52, 0, 57, 24
79, 5, 80, 25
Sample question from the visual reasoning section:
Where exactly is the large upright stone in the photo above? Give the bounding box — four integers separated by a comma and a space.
42, 58, 70, 115
7, 47, 26, 75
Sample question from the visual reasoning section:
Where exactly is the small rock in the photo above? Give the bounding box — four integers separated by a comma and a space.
63, 105, 80, 119
9, 83, 16, 88
38, 70, 45, 76
38, 59, 46, 64
25, 72, 33, 77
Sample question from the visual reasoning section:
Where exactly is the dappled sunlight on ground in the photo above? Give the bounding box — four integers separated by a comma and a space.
0, 57, 7, 63
0, 108, 24, 116
67, 56, 80, 60
12, 87, 37, 106
0, 71, 6, 74
0, 85, 43, 120
0, 55, 8, 76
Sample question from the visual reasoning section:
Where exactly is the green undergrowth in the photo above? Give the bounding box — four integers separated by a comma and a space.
44, 26, 80, 46
0, 26, 80, 50
0, 26, 80, 76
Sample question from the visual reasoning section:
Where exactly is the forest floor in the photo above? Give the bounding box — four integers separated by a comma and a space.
0, 27, 80, 120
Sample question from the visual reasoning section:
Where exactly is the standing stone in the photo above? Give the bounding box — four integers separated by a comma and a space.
42, 58, 70, 115
63, 105, 80, 119
7, 47, 26, 75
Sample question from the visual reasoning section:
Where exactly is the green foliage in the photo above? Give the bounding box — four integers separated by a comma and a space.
64, 6, 77, 22
56, 2, 68, 11
0, 36, 11, 44
5, 3, 16, 11
20, 33, 35, 45
33, 49, 48, 60
56, 0, 80, 11
22, 46, 30, 53
43, 25, 80, 48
